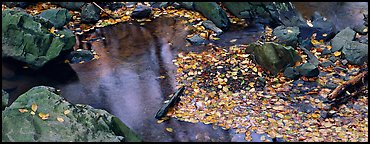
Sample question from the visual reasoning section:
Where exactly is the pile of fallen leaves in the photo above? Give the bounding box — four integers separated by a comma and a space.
169, 34, 368, 141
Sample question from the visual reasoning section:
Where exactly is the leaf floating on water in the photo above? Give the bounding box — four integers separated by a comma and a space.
31, 103, 38, 112
165, 127, 173, 132
57, 117, 64, 122
64, 110, 70, 115
229, 39, 237, 43
38, 112, 49, 120
18, 109, 29, 113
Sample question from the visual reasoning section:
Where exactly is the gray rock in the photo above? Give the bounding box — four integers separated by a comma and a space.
2, 86, 141, 142
321, 48, 332, 55
67, 50, 94, 64
81, 3, 101, 24
186, 34, 205, 45
38, 8, 72, 29
273, 26, 300, 47
341, 59, 348, 65
296, 63, 319, 78
2, 10, 76, 69
202, 20, 223, 35
330, 27, 356, 52
179, 2, 194, 10
342, 41, 368, 65
2, 90, 9, 110
155, 87, 185, 119
131, 5, 152, 19
329, 56, 339, 63
352, 24, 368, 35
52, 2, 85, 11
357, 35, 368, 44
249, 42, 301, 75
283, 67, 300, 80
193, 2, 230, 30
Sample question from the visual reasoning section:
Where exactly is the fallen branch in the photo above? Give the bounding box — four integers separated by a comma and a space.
328, 70, 368, 100
155, 86, 185, 119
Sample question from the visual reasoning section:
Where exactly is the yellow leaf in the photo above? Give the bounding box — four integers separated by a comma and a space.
322, 33, 328, 37
18, 109, 29, 113
287, 29, 293, 33
64, 110, 70, 115
31, 103, 38, 112
50, 27, 55, 34
334, 51, 341, 57
38, 112, 49, 120
165, 127, 173, 132
252, 67, 258, 73
57, 117, 64, 122
31, 111, 35, 115
229, 39, 237, 43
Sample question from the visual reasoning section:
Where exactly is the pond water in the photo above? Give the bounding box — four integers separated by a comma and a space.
2, 2, 367, 142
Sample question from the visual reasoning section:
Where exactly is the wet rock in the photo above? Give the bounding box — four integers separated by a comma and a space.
352, 24, 368, 35
193, 2, 230, 30
3, 2, 33, 8
2, 10, 75, 69
67, 50, 94, 64
320, 61, 334, 68
329, 56, 339, 63
342, 41, 368, 65
106, 2, 125, 11
223, 2, 303, 27
334, 66, 347, 73
299, 12, 336, 42
283, 67, 300, 80
325, 82, 338, 89
179, 2, 194, 10
186, 34, 205, 45
330, 27, 356, 52
155, 87, 185, 119
321, 48, 332, 55
151, 2, 172, 9
81, 3, 101, 24
296, 63, 319, 78
52, 2, 85, 11
356, 35, 368, 44
202, 20, 223, 35
131, 5, 152, 19
364, 13, 368, 26
2, 86, 141, 142
38, 8, 72, 29
249, 42, 301, 75
2, 90, 9, 110
273, 26, 300, 47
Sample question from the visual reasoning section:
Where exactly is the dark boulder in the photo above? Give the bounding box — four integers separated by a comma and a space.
131, 5, 152, 19
341, 41, 368, 66
81, 3, 101, 24
283, 67, 300, 80
2, 10, 76, 69
273, 26, 300, 47
202, 20, 223, 36
296, 63, 319, 78
193, 2, 230, 30
299, 12, 336, 42
2, 86, 141, 142
248, 42, 301, 75
330, 27, 356, 52
67, 50, 94, 64
38, 8, 72, 29
125, 2, 137, 8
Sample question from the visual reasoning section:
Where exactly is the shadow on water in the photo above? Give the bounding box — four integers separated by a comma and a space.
2, 2, 367, 142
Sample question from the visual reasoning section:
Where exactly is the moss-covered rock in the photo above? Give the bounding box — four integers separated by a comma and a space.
2, 9, 75, 69
2, 86, 141, 142
38, 8, 72, 29
193, 2, 230, 30
2, 90, 9, 110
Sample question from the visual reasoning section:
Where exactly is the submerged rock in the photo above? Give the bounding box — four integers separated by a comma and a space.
330, 27, 356, 52
38, 8, 72, 29
249, 42, 301, 75
81, 3, 101, 24
202, 20, 223, 35
273, 26, 300, 47
193, 2, 230, 30
2, 90, 9, 110
131, 5, 152, 19
2, 86, 141, 142
296, 63, 319, 78
2, 10, 75, 69
186, 34, 205, 45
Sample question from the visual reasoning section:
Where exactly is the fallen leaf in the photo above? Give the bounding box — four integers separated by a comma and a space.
31, 103, 38, 112
64, 110, 70, 115
229, 39, 237, 43
334, 51, 341, 57
57, 117, 64, 122
18, 109, 29, 113
30, 111, 36, 115
165, 127, 173, 132
38, 112, 49, 120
